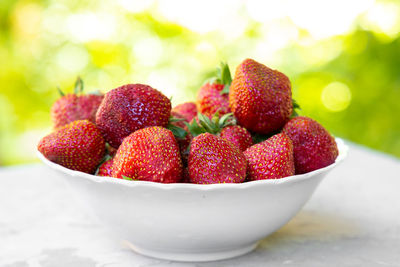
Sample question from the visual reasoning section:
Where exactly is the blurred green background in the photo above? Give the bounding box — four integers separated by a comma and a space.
0, 0, 399, 165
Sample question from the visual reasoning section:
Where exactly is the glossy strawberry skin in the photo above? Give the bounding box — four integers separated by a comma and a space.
172, 102, 197, 122
244, 133, 294, 180
51, 94, 103, 129
188, 133, 247, 184
283, 116, 338, 174
229, 58, 292, 134
96, 84, 171, 148
197, 83, 230, 117
112, 127, 183, 183
220, 125, 253, 152
97, 158, 114, 177
38, 120, 105, 174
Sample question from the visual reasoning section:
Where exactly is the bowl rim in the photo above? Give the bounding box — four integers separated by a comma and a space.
37, 138, 348, 191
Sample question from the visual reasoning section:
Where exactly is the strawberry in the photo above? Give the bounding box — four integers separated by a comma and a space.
197, 63, 232, 117
172, 102, 197, 122
282, 116, 338, 174
244, 133, 294, 180
188, 133, 246, 184
38, 120, 105, 174
112, 126, 183, 183
97, 157, 114, 177
51, 77, 103, 129
96, 84, 171, 148
229, 58, 293, 134
220, 125, 253, 152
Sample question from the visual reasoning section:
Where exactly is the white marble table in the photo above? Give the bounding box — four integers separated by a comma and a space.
1, 141, 400, 267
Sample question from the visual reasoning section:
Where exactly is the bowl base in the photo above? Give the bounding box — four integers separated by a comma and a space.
124, 241, 258, 262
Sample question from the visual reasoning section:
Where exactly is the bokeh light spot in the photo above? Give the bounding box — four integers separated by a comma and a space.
56, 45, 89, 72
12, 3, 42, 38
321, 82, 352, 112
132, 36, 163, 67
362, 2, 400, 38
66, 12, 117, 42
118, 0, 154, 13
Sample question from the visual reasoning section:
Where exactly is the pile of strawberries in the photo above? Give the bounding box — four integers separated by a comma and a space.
38, 59, 339, 184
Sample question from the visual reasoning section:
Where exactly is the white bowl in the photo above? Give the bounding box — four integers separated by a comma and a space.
37, 138, 348, 262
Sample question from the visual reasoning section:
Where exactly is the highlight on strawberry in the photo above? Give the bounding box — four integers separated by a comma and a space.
38, 58, 339, 184
96, 83, 172, 149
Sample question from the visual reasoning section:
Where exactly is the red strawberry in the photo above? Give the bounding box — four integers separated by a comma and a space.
51, 77, 103, 129
282, 116, 338, 174
38, 120, 105, 174
172, 102, 197, 122
229, 58, 292, 134
112, 126, 183, 183
220, 125, 253, 152
97, 158, 114, 177
96, 84, 171, 148
244, 133, 294, 180
197, 63, 232, 117
188, 133, 247, 184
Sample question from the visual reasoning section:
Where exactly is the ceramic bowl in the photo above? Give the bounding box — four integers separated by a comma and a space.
37, 138, 348, 262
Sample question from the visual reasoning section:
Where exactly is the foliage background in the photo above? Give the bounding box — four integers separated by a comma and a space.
0, 0, 399, 165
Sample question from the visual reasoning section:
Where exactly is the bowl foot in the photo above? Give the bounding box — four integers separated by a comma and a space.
125, 242, 258, 262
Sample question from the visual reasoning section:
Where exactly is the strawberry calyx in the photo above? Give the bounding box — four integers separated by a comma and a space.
291, 98, 301, 118
167, 116, 188, 139
56, 76, 86, 97
218, 62, 232, 95
56, 86, 65, 97
122, 175, 136, 181
73, 76, 84, 94
204, 62, 232, 95
185, 112, 236, 138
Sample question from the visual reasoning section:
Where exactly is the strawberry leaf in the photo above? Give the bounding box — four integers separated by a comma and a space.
122, 175, 134, 181
197, 113, 215, 133
169, 116, 186, 123
291, 98, 301, 118
184, 120, 203, 137
203, 62, 232, 93
167, 123, 187, 139
218, 112, 236, 128
56, 86, 65, 97
167, 116, 188, 139
74, 76, 84, 94
220, 84, 230, 95
220, 62, 232, 86
185, 112, 237, 137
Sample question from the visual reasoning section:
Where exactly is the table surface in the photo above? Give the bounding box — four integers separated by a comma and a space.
1, 141, 400, 267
